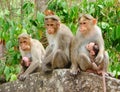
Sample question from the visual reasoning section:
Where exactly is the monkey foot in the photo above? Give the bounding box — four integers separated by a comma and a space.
43, 69, 53, 74
70, 68, 80, 75
86, 69, 97, 74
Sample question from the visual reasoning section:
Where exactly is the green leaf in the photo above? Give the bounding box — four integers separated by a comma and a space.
37, 12, 44, 23
4, 66, 10, 81
10, 74, 17, 82
116, 25, 120, 39
101, 22, 109, 29
22, 28, 27, 33
4, 66, 10, 75
6, 40, 13, 50
98, 5, 104, 9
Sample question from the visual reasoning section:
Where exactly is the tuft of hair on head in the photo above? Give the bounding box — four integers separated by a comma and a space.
44, 9, 60, 22
18, 33, 31, 39
78, 14, 94, 24
79, 14, 94, 20
78, 14, 97, 25
44, 9, 55, 16
45, 15, 60, 22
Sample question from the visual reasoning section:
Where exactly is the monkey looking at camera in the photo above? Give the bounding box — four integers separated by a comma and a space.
18, 33, 45, 81
42, 14, 73, 73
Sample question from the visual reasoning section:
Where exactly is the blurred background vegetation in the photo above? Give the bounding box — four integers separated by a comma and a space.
0, 0, 120, 83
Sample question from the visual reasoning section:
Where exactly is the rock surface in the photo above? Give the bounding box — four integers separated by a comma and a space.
0, 69, 120, 92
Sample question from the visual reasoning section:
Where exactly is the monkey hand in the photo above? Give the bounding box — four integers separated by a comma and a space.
95, 53, 103, 65
19, 74, 28, 81
70, 68, 80, 75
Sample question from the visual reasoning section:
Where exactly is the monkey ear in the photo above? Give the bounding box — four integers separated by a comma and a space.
93, 19, 97, 25
57, 21, 60, 27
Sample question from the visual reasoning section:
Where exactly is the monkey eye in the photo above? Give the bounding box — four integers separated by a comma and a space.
83, 22, 86, 24
20, 42, 22, 44
80, 22, 86, 25
23, 41, 27, 43
47, 24, 49, 26
50, 24, 53, 26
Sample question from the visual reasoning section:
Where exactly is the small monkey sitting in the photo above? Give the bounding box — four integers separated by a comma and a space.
21, 56, 31, 68
18, 54, 32, 78
86, 42, 102, 74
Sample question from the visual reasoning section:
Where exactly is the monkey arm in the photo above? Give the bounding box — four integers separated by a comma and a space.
71, 29, 81, 66
18, 65, 25, 77
71, 37, 77, 62
70, 37, 80, 74
19, 60, 39, 81
95, 34, 105, 64
23, 61, 38, 75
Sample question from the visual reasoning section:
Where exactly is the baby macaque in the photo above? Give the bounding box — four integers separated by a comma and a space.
21, 55, 32, 68
86, 42, 101, 73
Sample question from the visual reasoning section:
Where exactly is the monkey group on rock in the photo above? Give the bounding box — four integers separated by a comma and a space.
17, 10, 109, 92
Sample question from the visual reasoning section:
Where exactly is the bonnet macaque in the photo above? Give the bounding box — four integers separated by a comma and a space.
18, 33, 45, 81
42, 14, 73, 73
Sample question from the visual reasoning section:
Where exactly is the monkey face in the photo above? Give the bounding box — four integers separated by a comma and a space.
79, 16, 97, 34
79, 17, 91, 34
86, 42, 96, 56
86, 42, 95, 51
45, 19, 60, 34
19, 37, 31, 51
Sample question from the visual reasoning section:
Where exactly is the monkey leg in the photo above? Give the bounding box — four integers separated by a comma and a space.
78, 53, 92, 71
70, 53, 81, 75
42, 53, 53, 73
52, 49, 70, 69
70, 61, 79, 75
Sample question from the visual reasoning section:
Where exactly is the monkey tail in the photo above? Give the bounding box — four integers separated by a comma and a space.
102, 72, 106, 92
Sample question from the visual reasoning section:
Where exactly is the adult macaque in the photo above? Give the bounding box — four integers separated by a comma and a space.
42, 15, 73, 73
70, 14, 109, 92
70, 14, 109, 74
18, 33, 45, 81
